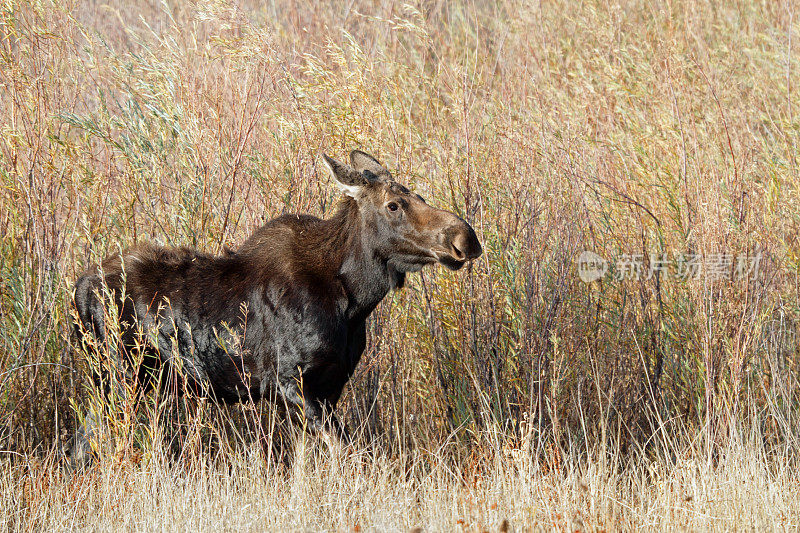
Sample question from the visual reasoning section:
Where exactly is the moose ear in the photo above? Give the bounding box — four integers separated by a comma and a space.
350, 150, 390, 178
322, 153, 368, 198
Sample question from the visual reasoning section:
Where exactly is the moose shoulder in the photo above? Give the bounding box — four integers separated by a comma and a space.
71, 150, 481, 461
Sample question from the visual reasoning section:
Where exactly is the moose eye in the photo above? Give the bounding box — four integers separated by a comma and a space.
387, 202, 399, 212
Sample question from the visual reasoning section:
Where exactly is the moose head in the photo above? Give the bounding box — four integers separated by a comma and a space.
322, 150, 482, 276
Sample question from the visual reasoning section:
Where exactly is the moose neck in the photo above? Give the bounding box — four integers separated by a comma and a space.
328, 197, 400, 322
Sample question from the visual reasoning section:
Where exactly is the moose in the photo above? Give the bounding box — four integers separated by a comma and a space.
70, 150, 482, 464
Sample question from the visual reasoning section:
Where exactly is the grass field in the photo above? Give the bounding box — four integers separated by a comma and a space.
1, 0, 799, 530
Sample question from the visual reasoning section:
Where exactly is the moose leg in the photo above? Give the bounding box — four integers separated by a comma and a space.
278, 377, 325, 433
68, 411, 98, 469
277, 375, 348, 442
326, 411, 350, 443
70, 274, 146, 467
69, 274, 108, 468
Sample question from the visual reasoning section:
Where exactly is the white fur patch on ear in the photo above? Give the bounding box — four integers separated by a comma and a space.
322, 153, 364, 198
333, 180, 363, 198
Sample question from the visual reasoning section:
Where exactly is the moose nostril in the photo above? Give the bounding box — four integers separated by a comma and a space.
444, 222, 481, 262
449, 233, 469, 260
451, 225, 482, 260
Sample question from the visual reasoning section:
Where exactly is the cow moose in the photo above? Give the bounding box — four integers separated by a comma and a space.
70, 150, 482, 465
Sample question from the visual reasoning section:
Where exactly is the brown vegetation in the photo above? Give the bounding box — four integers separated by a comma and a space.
0, 0, 799, 529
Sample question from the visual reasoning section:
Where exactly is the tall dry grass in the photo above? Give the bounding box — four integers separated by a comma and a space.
0, 0, 799, 530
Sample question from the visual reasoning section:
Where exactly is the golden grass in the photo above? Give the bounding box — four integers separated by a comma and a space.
3, 428, 800, 531
1, 0, 799, 530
